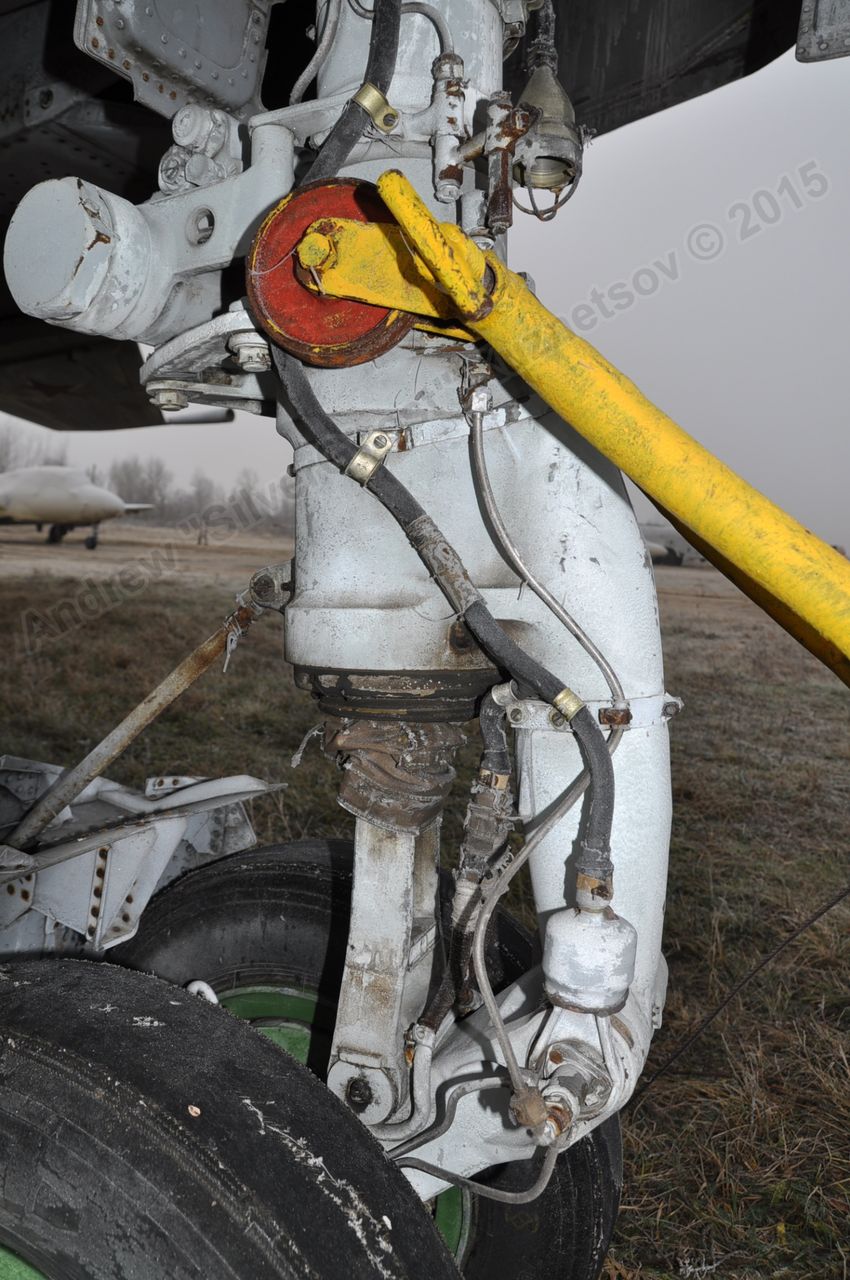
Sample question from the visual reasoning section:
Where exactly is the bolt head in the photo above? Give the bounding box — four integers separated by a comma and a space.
235, 344, 270, 372
297, 232, 335, 272
345, 1076, 374, 1113
151, 387, 189, 411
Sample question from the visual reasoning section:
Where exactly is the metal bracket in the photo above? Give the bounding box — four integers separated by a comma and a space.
344, 430, 395, 485
353, 82, 400, 133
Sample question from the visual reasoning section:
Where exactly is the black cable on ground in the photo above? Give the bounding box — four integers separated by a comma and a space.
306, 0, 402, 183
631, 878, 850, 1105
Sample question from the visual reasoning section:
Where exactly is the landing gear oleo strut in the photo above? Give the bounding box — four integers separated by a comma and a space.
2, 0, 849, 1277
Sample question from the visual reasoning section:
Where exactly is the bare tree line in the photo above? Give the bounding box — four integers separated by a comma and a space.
0, 426, 67, 471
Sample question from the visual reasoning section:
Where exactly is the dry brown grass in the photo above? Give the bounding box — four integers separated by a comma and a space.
1, 565, 847, 1279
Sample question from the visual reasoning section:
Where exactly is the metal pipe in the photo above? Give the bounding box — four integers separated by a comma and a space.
8, 603, 260, 851
375, 169, 850, 683
468, 405, 626, 707
290, 0, 343, 105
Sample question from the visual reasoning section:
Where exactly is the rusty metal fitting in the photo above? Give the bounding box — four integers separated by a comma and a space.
540, 1103, 573, 1146
432, 51, 464, 83
599, 705, 632, 727
575, 869, 614, 905
509, 1085, 549, 1130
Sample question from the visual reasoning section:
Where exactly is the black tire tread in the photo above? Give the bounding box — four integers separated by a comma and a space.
0, 959, 457, 1280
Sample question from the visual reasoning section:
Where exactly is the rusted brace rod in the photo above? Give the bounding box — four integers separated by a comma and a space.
8, 602, 261, 852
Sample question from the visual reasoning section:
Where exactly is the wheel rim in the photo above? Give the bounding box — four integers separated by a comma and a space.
218, 983, 472, 1261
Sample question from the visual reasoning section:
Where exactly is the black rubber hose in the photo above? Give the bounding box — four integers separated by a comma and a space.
306, 0, 402, 183
276, 347, 426, 528
570, 705, 615, 866
274, 348, 614, 859
479, 689, 511, 776
463, 600, 563, 705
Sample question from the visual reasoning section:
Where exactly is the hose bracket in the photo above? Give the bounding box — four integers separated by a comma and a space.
344, 429, 395, 485
353, 82, 400, 133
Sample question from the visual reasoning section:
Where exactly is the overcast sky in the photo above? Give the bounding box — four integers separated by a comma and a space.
3, 47, 848, 543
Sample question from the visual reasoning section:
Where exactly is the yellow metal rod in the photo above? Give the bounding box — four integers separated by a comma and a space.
375, 170, 850, 681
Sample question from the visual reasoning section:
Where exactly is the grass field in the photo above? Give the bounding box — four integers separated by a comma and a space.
1, 554, 847, 1279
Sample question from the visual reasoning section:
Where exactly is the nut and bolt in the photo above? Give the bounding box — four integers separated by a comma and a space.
469, 387, 492, 414
297, 231, 336, 272
227, 332, 271, 373
540, 1104, 572, 1146
150, 387, 189, 411
345, 1076, 374, 1113
251, 573, 274, 601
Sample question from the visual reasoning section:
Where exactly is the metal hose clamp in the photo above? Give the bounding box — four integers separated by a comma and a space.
344, 429, 395, 485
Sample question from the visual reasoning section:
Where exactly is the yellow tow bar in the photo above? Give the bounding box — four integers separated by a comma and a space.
296, 168, 850, 687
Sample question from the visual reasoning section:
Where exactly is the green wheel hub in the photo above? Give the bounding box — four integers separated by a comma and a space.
219, 983, 472, 1260
0, 1245, 48, 1279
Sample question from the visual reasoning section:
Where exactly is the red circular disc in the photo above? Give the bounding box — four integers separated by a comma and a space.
246, 178, 414, 368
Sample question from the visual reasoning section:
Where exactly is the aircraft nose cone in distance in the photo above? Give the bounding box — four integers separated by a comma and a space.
80, 484, 125, 522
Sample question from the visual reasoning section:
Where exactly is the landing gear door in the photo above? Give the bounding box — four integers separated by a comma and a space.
73, 0, 277, 120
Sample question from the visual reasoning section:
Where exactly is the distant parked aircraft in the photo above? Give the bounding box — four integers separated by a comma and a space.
640, 519, 705, 567
0, 465, 152, 549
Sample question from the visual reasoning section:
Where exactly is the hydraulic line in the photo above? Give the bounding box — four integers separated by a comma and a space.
349, 0, 452, 53
290, 0, 343, 105
307, 0, 402, 183
397, 1145, 558, 1204
370, 1032, 436, 1141
469, 758, 602, 1101
419, 691, 512, 1034
389, 1076, 507, 1159
468, 406, 626, 709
